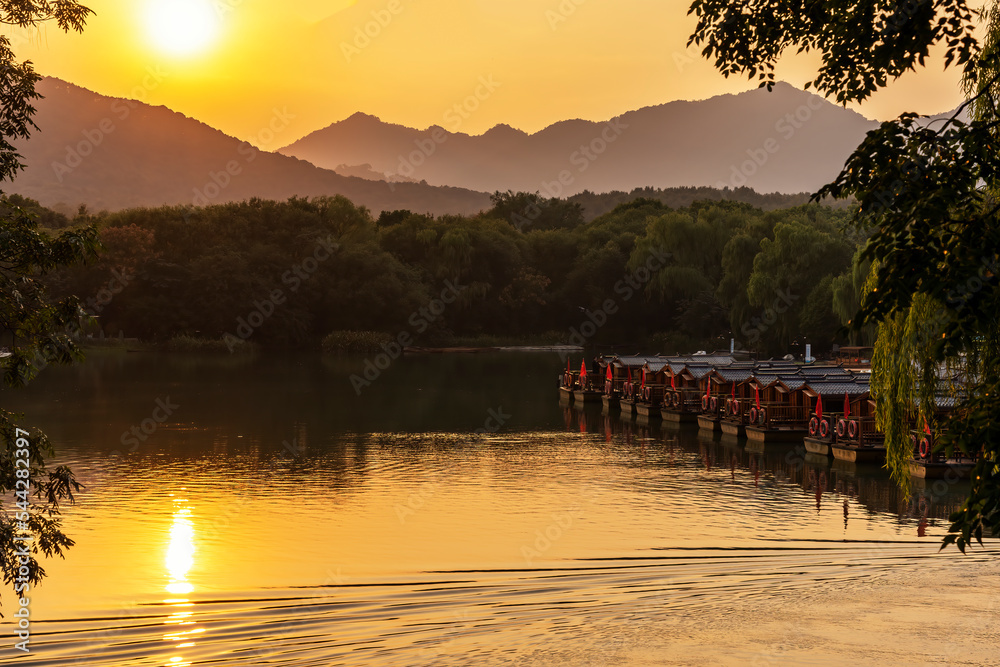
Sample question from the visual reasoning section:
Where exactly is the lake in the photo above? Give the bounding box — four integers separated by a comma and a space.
2, 350, 997, 666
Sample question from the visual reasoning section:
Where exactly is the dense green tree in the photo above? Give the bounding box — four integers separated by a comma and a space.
831, 248, 876, 346
488, 190, 584, 231
40, 193, 865, 350
744, 215, 852, 353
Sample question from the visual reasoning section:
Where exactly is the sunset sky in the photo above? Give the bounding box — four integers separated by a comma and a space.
5, 0, 976, 149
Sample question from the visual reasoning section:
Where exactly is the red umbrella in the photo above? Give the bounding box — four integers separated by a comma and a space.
924, 416, 932, 435
816, 393, 823, 420
843, 392, 850, 418
641, 368, 646, 388
580, 360, 588, 379
670, 373, 676, 389
754, 385, 761, 410
606, 364, 613, 380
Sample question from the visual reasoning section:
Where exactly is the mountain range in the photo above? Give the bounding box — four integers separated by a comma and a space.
278, 82, 882, 196
9, 78, 491, 216
6, 78, 936, 216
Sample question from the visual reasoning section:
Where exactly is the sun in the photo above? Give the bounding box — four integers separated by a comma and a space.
145, 0, 220, 57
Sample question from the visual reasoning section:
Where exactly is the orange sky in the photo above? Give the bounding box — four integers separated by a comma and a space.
3, 0, 979, 149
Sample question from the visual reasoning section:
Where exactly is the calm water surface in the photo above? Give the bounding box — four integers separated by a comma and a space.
0, 351, 989, 665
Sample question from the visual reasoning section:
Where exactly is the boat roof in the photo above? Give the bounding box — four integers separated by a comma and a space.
682, 364, 715, 380
802, 380, 871, 398
611, 355, 662, 368
711, 365, 755, 382
935, 395, 960, 409
643, 354, 738, 374
776, 377, 807, 391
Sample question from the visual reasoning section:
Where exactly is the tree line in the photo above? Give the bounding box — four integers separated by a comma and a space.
28, 191, 872, 357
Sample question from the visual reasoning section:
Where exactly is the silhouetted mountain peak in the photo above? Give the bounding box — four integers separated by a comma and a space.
482, 123, 528, 139
279, 83, 881, 195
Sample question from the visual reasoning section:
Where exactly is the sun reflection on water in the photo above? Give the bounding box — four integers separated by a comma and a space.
163, 492, 202, 666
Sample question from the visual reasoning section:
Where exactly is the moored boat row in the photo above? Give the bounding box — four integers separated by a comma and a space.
558, 352, 976, 478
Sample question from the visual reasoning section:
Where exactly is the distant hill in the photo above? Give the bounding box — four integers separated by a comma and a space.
278, 82, 880, 196
7, 78, 492, 216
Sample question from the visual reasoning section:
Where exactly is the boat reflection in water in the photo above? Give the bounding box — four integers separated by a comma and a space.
560, 400, 970, 534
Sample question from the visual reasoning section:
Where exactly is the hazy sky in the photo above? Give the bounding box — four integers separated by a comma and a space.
5, 0, 975, 149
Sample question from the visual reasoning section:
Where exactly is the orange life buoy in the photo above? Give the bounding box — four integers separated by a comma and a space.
919, 437, 931, 458
758, 407, 766, 425
711, 397, 718, 411
673, 392, 681, 407
848, 420, 858, 439
750, 407, 759, 423
808, 417, 818, 436
819, 419, 829, 438
836, 419, 847, 438
702, 396, 709, 411
732, 399, 741, 416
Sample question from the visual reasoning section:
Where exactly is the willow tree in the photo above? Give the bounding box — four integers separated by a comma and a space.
689, 0, 1000, 551
0, 0, 97, 610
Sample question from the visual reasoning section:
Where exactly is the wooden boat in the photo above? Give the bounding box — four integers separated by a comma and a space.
634, 361, 667, 420
559, 367, 576, 403
557, 358, 603, 403
660, 356, 738, 424
829, 389, 885, 464
603, 354, 662, 415
740, 364, 861, 445
802, 376, 875, 459
597, 354, 635, 412
709, 363, 756, 437
743, 371, 810, 443
907, 404, 976, 478
908, 458, 975, 479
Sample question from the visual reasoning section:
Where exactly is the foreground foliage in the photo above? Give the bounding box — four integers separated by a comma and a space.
0, 0, 95, 611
